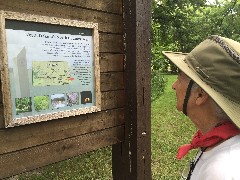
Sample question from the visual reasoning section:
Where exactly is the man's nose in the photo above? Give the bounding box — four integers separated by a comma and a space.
172, 81, 176, 90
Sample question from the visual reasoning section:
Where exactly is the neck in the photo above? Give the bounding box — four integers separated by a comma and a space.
188, 108, 223, 135
189, 115, 219, 135
199, 120, 226, 135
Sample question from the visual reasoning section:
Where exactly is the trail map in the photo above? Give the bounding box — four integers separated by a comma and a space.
32, 61, 72, 86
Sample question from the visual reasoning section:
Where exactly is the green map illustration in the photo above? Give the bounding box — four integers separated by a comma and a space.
32, 61, 72, 86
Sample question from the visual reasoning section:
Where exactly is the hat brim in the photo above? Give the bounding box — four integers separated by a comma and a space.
163, 51, 240, 128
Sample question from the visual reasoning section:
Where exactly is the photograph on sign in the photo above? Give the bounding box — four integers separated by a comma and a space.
0, 11, 100, 127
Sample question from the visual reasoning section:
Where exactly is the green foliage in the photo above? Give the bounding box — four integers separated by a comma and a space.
15, 97, 32, 114
151, 69, 167, 102
152, 0, 240, 73
34, 96, 50, 112
151, 0, 240, 100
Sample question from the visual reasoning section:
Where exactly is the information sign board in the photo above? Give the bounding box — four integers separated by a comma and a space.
0, 11, 101, 127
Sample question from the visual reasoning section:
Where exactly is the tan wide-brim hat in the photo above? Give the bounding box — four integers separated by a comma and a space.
163, 35, 240, 128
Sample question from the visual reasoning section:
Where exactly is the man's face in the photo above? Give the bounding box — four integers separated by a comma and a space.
172, 72, 191, 112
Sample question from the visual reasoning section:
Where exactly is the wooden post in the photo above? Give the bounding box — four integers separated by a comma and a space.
112, 0, 152, 179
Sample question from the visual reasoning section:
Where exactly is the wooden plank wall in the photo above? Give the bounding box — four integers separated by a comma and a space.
0, 0, 124, 178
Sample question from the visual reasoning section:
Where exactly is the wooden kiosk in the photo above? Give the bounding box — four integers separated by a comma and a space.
0, 0, 151, 179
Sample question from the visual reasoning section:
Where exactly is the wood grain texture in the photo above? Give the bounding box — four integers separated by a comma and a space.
112, 0, 152, 179
48, 0, 123, 14
0, 108, 124, 154
0, 0, 123, 33
101, 72, 124, 91
100, 53, 124, 73
0, 125, 124, 179
99, 33, 124, 53
101, 90, 124, 110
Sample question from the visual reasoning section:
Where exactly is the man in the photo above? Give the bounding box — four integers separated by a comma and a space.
163, 35, 240, 180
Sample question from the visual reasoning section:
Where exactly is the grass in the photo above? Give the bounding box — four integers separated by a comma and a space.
151, 75, 197, 179
16, 75, 197, 180
17, 147, 112, 180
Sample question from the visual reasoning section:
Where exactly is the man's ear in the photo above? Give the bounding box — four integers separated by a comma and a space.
195, 88, 209, 105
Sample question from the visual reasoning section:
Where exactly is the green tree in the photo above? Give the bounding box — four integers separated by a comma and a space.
152, 0, 240, 55
151, 0, 240, 100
